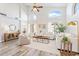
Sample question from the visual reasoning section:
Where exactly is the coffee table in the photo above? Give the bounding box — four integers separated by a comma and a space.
33, 36, 49, 44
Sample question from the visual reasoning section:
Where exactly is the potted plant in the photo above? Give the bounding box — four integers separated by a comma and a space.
56, 24, 66, 33
62, 36, 70, 43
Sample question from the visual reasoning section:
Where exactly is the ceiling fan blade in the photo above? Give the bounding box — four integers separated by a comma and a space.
36, 8, 39, 12
37, 6, 43, 8
33, 6, 37, 8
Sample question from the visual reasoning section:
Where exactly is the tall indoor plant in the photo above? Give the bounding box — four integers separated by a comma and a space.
56, 24, 66, 33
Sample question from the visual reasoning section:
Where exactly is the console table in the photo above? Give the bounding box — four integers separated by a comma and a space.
4, 32, 20, 42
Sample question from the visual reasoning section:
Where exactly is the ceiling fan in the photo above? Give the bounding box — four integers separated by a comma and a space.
32, 3, 43, 12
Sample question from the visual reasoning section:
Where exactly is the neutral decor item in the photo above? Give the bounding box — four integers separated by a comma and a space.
9, 24, 16, 31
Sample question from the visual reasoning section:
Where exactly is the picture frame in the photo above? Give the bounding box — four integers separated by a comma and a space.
9, 24, 16, 31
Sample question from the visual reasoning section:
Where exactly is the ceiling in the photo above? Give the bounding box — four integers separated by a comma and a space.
25, 3, 67, 7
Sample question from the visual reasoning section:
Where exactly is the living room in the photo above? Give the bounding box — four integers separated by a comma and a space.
0, 3, 79, 56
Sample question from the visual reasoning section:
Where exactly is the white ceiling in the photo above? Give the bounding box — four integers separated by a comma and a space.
25, 3, 67, 7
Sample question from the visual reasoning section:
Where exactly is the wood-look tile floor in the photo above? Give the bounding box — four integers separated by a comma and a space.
0, 40, 57, 56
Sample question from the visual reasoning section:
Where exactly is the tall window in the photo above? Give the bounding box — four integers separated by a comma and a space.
74, 3, 79, 15
48, 10, 62, 18
48, 22, 54, 33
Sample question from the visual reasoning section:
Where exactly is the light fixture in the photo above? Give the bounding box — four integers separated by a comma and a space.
32, 7, 38, 12
68, 21, 76, 26
32, 3, 43, 12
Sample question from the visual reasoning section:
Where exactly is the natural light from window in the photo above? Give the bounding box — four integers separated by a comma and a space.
49, 10, 61, 18
48, 22, 54, 33
33, 14, 37, 20
75, 3, 79, 14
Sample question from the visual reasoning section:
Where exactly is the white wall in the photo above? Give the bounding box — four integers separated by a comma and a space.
0, 3, 28, 42
0, 15, 20, 42
0, 15, 19, 32
20, 4, 28, 32
0, 3, 20, 42
0, 3, 19, 18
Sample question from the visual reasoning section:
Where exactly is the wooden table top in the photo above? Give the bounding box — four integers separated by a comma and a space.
33, 35, 49, 39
